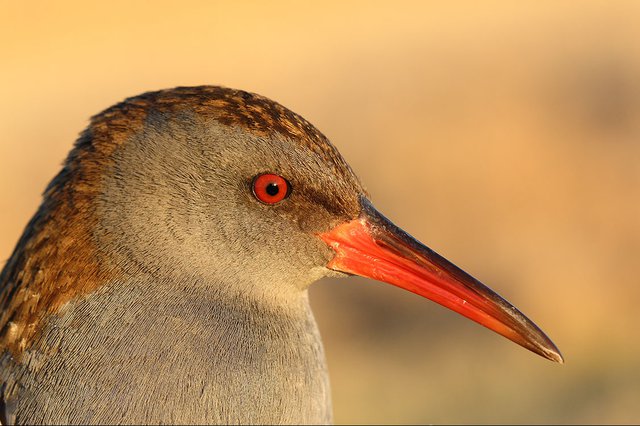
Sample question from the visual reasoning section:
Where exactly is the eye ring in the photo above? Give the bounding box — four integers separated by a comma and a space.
252, 173, 291, 204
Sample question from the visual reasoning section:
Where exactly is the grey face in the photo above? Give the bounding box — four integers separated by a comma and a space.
96, 110, 365, 302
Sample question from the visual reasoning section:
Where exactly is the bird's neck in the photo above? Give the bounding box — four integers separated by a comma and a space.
5, 276, 333, 424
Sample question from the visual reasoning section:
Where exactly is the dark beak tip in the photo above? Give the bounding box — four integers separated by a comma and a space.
523, 327, 564, 364
541, 343, 565, 364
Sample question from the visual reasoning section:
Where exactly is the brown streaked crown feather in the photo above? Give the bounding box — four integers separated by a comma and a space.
0, 85, 356, 357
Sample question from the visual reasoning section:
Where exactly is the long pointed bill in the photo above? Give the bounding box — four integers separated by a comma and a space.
319, 197, 563, 363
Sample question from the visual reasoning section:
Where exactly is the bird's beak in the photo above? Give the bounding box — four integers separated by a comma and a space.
319, 197, 563, 363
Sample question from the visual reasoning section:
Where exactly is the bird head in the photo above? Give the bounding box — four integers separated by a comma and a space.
1, 86, 562, 363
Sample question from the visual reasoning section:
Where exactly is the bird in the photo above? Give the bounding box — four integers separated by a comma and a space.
0, 86, 562, 424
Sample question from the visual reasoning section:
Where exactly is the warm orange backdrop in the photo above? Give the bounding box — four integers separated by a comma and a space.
2, 1, 639, 423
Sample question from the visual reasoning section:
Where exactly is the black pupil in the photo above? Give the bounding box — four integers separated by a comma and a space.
265, 182, 280, 196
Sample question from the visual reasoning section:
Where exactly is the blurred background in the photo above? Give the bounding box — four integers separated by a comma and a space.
1, 1, 639, 423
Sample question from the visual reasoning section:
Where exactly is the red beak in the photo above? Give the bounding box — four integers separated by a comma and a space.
319, 197, 563, 363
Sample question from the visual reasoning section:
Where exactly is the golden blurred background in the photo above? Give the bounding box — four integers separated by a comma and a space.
1, 1, 639, 423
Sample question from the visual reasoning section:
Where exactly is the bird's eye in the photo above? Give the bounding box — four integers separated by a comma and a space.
252, 173, 290, 204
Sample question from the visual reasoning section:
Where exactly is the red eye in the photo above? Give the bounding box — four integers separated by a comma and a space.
252, 173, 290, 204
